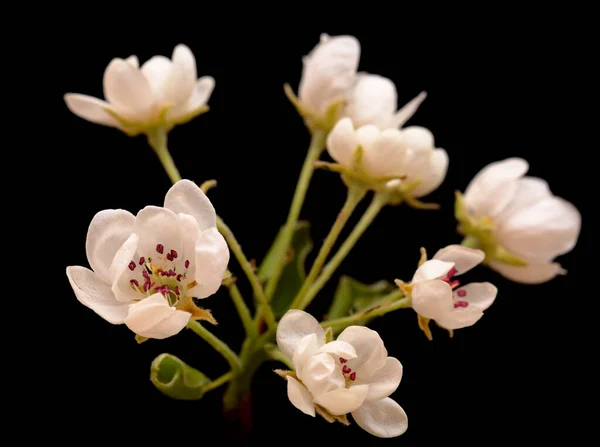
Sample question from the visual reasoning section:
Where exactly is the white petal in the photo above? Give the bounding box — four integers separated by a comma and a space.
412, 259, 454, 282
355, 125, 380, 154
326, 118, 358, 168
299, 352, 345, 397
355, 357, 403, 401
109, 233, 140, 302
314, 384, 369, 416
132, 206, 182, 262
124, 293, 191, 339
337, 326, 387, 377
352, 398, 408, 438
176, 213, 201, 278
389, 91, 427, 129
410, 148, 449, 198
191, 228, 229, 298
401, 126, 434, 151
292, 333, 320, 373
66, 266, 128, 324
488, 260, 566, 284
361, 128, 408, 178
141, 55, 172, 92
170, 76, 215, 121
164, 179, 217, 231
64, 94, 122, 127
276, 309, 326, 360
286, 376, 315, 417
317, 340, 357, 360
463, 158, 529, 218
496, 196, 581, 262
103, 58, 154, 116
495, 177, 552, 222
85, 209, 135, 282
436, 306, 483, 330
161, 44, 197, 105
411, 279, 453, 319
125, 55, 139, 67
433, 245, 485, 276
455, 282, 497, 311
345, 73, 397, 128
298, 34, 360, 116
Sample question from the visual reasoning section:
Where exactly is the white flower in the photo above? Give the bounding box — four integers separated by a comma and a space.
276, 310, 408, 438
296, 34, 360, 122
66, 180, 229, 339
462, 158, 581, 284
408, 245, 497, 329
327, 117, 448, 197
344, 73, 427, 130
64, 44, 214, 135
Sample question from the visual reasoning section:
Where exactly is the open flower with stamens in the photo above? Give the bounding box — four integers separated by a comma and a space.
276, 310, 407, 438
398, 245, 498, 336
344, 73, 427, 130
66, 180, 229, 340
64, 44, 214, 136
456, 158, 581, 284
323, 117, 448, 199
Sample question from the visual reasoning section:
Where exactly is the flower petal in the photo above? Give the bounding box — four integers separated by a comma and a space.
495, 177, 552, 222
125, 55, 139, 67
103, 58, 154, 116
351, 397, 408, 438
345, 73, 397, 128
362, 128, 408, 178
337, 326, 387, 377
170, 76, 216, 121
314, 384, 369, 416
286, 376, 315, 417
141, 55, 172, 92
326, 117, 357, 168
355, 125, 380, 154
412, 259, 454, 282
389, 91, 427, 129
432, 245, 484, 276
124, 293, 191, 339
355, 357, 403, 401
317, 340, 357, 360
109, 233, 140, 302
488, 260, 566, 284
191, 227, 229, 298
401, 126, 434, 152
455, 282, 497, 311
436, 306, 483, 330
85, 209, 135, 282
463, 157, 529, 218
299, 352, 345, 397
64, 94, 122, 127
66, 266, 129, 324
132, 206, 182, 262
276, 309, 326, 360
293, 333, 320, 374
411, 279, 453, 319
298, 34, 360, 116
496, 196, 581, 262
410, 148, 449, 198
161, 44, 197, 105
164, 179, 217, 231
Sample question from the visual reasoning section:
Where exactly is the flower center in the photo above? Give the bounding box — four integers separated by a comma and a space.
127, 243, 195, 306
453, 300, 469, 308
339, 357, 357, 383
441, 266, 460, 289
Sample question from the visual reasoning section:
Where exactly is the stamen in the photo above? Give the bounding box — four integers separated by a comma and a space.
130, 279, 139, 287
168, 269, 176, 277
170, 249, 178, 259
139, 257, 145, 265
457, 289, 467, 297
187, 281, 198, 290
185, 260, 190, 269
156, 244, 164, 254
447, 266, 457, 278
176, 274, 183, 282
128, 261, 136, 271
174, 286, 180, 296
453, 300, 469, 308
339, 357, 347, 364
166, 253, 174, 261
342, 365, 351, 374
349, 372, 356, 381
449, 280, 460, 289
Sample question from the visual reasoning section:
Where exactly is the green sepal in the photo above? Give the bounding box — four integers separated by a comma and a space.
150, 354, 210, 400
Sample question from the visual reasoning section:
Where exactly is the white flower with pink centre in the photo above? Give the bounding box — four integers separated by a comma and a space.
406, 245, 498, 330
276, 310, 408, 438
66, 180, 229, 339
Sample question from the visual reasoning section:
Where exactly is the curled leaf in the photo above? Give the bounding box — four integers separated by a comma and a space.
150, 354, 210, 400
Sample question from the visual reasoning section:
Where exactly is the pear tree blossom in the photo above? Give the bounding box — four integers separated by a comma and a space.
64, 44, 214, 136
457, 158, 581, 284
276, 310, 408, 438
66, 180, 229, 339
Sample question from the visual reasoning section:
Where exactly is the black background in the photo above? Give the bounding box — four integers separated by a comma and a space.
49, 17, 589, 446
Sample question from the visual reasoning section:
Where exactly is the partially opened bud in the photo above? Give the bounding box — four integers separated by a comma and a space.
150, 353, 210, 400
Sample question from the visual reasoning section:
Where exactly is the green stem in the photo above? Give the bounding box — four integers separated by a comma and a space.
264, 129, 327, 301
226, 283, 255, 337
264, 344, 294, 369
147, 128, 181, 184
290, 185, 366, 310
204, 371, 235, 392
217, 217, 276, 331
300, 192, 389, 310
461, 235, 480, 249
187, 320, 243, 371
322, 293, 411, 332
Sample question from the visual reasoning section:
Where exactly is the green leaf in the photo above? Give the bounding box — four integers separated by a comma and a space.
327, 276, 396, 321
258, 221, 313, 316
150, 353, 210, 400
